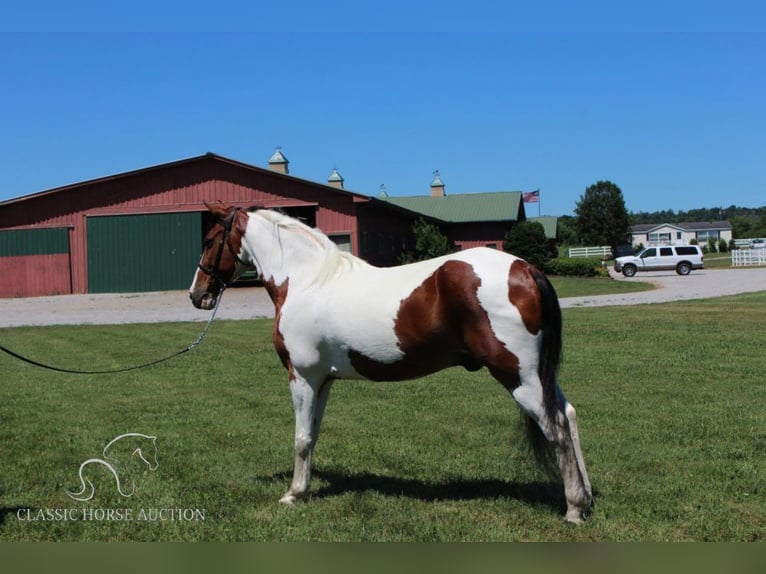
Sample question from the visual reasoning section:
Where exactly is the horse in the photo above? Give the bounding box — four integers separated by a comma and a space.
189, 202, 593, 523
67, 433, 159, 502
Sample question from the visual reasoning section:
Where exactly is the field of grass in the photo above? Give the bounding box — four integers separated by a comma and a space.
0, 291, 764, 541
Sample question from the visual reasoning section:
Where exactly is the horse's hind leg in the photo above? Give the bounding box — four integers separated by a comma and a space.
280, 375, 332, 504
554, 389, 593, 522
503, 371, 593, 522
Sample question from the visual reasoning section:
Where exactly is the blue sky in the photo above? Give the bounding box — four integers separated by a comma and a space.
1, 4, 765, 216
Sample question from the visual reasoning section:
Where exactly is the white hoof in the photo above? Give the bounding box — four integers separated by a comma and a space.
564, 507, 588, 524
279, 493, 297, 505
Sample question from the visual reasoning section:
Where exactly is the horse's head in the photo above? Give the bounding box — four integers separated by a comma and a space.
133, 436, 159, 471
189, 202, 249, 310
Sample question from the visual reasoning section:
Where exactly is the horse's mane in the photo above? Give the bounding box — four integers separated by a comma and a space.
251, 208, 366, 282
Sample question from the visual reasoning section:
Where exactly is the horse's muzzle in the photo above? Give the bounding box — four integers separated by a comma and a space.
190, 291, 216, 310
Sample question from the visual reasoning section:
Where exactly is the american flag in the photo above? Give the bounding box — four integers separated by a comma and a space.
522, 189, 540, 203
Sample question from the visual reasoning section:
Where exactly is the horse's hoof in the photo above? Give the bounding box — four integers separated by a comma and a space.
279, 494, 297, 505
564, 508, 587, 524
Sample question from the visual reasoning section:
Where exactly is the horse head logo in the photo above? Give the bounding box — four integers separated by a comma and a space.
67, 433, 159, 502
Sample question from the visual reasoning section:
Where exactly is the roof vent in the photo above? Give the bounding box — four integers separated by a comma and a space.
327, 167, 344, 189
430, 170, 445, 197
268, 147, 289, 174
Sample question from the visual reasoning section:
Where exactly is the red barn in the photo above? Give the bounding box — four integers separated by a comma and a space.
0, 151, 530, 298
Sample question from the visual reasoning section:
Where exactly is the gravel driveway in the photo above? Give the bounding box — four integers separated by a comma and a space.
0, 267, 764, 328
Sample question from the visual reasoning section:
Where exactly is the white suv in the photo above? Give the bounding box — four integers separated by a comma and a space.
614, 245, 704, 277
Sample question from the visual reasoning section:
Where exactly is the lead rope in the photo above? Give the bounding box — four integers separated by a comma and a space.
0, 289, 225, 375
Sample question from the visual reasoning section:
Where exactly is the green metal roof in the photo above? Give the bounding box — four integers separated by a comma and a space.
379, 191, 523, 223
528, 216, 559, 239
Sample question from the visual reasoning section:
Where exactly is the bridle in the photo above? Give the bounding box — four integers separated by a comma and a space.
197, 208, 249, 289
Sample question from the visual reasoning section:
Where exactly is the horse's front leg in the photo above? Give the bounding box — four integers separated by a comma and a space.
279, 375, 332, 504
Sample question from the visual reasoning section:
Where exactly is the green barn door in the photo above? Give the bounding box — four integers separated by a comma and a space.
87, 213, 202, 293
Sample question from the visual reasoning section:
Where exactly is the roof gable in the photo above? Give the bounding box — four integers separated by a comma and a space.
0, 152, 371, 208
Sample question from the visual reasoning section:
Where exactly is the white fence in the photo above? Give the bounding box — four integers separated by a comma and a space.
568, 246, 612, 258
731, 249, 766, 266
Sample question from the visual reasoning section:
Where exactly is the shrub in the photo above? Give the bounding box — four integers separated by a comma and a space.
503, 221, 556, 269
398, 218, 456, 263
544, 257, 608, 277
718, 238, 728, 253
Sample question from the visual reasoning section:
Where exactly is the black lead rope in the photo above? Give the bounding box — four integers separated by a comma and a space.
0, 289, 225, 375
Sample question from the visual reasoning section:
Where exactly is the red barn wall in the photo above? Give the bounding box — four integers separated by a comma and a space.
447, 222, 510, 251
0, 254, 71, 298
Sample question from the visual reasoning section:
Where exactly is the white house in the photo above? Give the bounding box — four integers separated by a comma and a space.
629, 222, 732, 248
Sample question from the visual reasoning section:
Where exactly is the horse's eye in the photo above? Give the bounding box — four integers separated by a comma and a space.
204, 238, 215, 250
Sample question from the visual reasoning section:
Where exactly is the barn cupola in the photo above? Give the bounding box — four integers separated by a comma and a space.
268, 147, 289, 174
327, 167, 344, 189
430, 170, 445, 197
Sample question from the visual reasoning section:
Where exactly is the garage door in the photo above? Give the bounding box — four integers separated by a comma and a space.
87, 213, 202, 293
0, 227, 72, 298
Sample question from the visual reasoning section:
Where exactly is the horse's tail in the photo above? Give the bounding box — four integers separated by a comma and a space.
525, 266, 563, 476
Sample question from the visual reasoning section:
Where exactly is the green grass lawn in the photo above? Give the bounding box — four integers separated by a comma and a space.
549, 275, 653, 298
0, 292, 764, 541
699, 253, 727, 269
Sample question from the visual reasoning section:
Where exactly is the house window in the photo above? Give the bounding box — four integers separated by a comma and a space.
696, 230, 719, 242
648, 232, 671, 244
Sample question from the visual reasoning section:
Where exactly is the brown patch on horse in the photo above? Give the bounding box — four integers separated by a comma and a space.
348, 260, 522, 389
507, 259, 543, 335
265, 277, 293, 379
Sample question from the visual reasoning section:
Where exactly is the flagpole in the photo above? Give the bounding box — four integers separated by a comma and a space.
538, 189, 541, 217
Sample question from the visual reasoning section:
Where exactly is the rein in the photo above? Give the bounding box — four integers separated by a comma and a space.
0, 284, 225, 376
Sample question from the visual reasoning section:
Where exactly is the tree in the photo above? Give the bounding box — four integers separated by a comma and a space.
398, 217, 456, 263
502, 220, 554, 269
575, 180, 630, 254
556, 215, 578, 245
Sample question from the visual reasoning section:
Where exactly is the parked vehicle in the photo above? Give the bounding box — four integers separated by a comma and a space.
749, 239, 765, 249
614, 245, 704, 277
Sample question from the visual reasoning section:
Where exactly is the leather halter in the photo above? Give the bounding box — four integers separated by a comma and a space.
197, 208, 247, 288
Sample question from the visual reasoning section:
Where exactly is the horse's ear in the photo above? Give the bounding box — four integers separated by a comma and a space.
204, 201, 232, 221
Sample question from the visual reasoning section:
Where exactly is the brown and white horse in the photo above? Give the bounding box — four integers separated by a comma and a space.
189, 203, 593, 523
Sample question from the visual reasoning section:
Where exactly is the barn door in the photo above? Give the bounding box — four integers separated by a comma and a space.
87, 213, 202, 293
